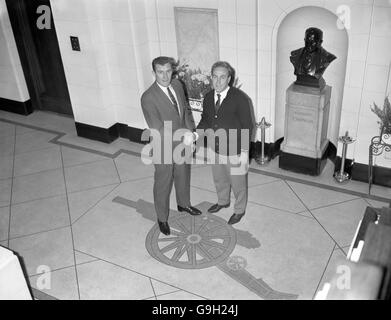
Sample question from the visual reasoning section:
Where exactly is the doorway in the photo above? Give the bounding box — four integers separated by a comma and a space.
6, 0, 73, 116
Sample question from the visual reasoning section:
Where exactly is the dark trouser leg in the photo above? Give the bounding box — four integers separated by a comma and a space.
173, 163, 191, 207
153, 164, 173, 222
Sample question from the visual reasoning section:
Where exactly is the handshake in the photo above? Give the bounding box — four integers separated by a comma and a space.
182, 130, 249, 171
183, 131, 198, 146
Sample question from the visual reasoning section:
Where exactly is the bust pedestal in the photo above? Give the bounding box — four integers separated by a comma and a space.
279, 83, 331, 175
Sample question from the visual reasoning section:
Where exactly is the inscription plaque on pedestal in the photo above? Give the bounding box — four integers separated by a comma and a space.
279, 83, 331, 175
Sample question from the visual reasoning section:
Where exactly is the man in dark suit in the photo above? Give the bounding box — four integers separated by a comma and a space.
191, 61, 253, 225
141, 56, 201, 236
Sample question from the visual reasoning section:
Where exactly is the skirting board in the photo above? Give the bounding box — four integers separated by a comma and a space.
279, 151, 328, 176
334, 157, 391, 189
75, 122, 147, 144
0, 98, 33, 115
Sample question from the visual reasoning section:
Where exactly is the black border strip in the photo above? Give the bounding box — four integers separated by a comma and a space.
352, 162, 391, 188
334, 157, 391, 189
74, 122, 119, 144
0, 98, 33, 115
74, 122, 146, 145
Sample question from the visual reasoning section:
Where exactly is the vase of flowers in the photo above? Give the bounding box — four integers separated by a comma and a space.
174, 61, 243, 112
174, 62, 212, 112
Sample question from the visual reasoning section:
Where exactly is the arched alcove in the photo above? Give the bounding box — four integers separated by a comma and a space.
274, 6, 348, 147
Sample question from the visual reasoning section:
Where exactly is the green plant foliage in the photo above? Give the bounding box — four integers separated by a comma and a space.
371, 96, 391, 134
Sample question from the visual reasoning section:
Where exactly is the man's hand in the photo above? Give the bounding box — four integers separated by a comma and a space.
239, 150, 249, 165
238, 150, 249, 173
183, 131, 196, 146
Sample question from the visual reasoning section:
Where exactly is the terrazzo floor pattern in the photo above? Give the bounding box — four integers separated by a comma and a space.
1, 111, 390, 300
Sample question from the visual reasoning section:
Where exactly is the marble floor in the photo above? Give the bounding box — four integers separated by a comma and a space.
0, 110, 390, 300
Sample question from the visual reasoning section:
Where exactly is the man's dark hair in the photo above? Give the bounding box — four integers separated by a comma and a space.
152, 56, 177, 72
211, 61, 234, 77
211, 61, 236, 87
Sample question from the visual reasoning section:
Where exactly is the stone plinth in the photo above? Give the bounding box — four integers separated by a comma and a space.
279, 83, 331, 175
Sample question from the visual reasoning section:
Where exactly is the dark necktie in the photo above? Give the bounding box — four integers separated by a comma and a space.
215, 93, 221, 112
167, 87, 179, 115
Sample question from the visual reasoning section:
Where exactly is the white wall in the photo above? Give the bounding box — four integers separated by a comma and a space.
3, 0, 391, 167
51, 0, 259, 131
0, 0, 29, 103
51, 0, 116, 128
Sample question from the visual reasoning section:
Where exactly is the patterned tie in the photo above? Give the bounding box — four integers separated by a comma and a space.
167, 87, 180, 115
215, 93, 221, 112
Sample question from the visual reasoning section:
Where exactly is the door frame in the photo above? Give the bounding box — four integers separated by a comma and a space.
6, 0, 43, 113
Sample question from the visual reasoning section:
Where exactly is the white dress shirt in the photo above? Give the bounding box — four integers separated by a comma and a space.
214, 86, 230, 105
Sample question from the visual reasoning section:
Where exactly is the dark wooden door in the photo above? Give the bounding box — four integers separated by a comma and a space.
6, 0, 73, 116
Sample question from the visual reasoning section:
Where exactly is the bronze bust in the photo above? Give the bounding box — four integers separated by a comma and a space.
290, 27, 336, 90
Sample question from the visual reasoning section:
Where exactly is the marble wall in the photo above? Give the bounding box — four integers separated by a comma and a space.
1, 0, 391, 167
48, 0, 259, 132
51, 0, 137, 128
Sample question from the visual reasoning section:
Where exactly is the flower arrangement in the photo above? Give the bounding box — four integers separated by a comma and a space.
174, 62, 212, 101
371, 96, 391, 134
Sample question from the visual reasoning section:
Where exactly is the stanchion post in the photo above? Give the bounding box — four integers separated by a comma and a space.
334, 131, 356, 183
255, 117, 271, 165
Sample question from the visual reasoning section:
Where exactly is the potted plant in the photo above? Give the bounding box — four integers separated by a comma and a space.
371, 96, 391, 137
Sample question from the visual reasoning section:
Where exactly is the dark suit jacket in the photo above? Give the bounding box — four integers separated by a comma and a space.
197, 87, 253, 155
141, 79, 196, 160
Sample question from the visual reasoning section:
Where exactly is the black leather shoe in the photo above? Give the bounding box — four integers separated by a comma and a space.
208, 203, 230, 213
158, 221, 170, 235
228, 213, 245, 225
177, 205, 202, 216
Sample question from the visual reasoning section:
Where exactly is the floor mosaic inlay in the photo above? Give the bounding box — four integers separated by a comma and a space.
113, 196, 298, 300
